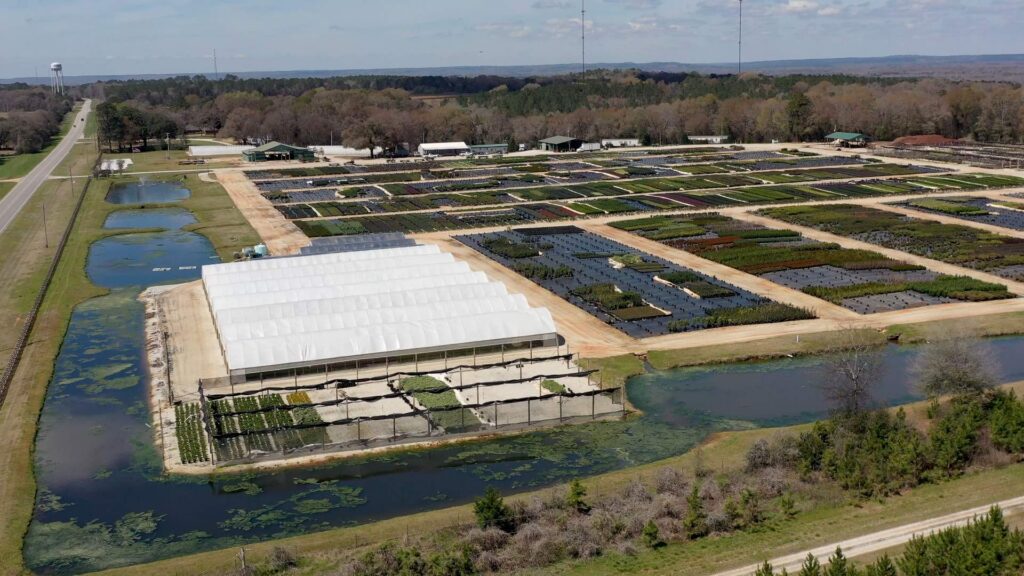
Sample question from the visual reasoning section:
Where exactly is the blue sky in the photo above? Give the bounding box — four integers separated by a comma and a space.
0, 0, 1021, 78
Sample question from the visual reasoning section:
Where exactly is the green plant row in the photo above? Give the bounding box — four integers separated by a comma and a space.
174, 402, 209, 465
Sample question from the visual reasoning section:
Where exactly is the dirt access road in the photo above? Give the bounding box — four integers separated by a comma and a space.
711, 494, 1024, 576
0, 99, 90, 234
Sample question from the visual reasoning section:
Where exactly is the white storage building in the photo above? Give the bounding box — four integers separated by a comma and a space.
201, 244, 558, 381
417, 142, 470, 157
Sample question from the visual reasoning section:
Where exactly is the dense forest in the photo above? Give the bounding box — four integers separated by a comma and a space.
83, 70, 1024, 153
0, 85, 73, 154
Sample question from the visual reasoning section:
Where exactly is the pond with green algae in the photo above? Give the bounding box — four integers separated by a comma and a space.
24, 209, 1024, 574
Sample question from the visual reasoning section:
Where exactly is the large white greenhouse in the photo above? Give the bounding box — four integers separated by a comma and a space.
201, 245, 559, 382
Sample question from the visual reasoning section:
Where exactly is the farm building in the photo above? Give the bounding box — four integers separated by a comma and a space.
242, 141, 316, 162
418, 141, 470, 157
200, 244, 559, 382
825, 132, 870, 147
602, 138, 640, 148
688, 135, 730, 144
539, 136, 584, 152
469, 143, 509, 155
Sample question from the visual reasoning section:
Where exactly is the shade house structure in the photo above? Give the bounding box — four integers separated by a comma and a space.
201, 244, 559, 382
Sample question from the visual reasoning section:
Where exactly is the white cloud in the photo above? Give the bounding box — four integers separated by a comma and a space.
778, 0, 820, 13
476, 22, 533, 38
531, 0, 572, 9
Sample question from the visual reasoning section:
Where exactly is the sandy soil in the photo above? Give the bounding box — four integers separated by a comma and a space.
215, 170, 308, 255
155, 280, 226, 401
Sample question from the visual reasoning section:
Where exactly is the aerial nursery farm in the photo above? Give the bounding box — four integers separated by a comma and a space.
609, 213, 1014, 314
237, 148, 1024, 238
457, 226, 812, 337
761, 203, 1024, 282
896, 196, 1024, 232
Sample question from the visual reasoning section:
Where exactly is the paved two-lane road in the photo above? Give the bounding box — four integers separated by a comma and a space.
0, 99, 91, 235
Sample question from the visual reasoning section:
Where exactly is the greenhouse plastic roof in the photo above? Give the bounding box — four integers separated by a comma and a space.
202, 245, 557, 373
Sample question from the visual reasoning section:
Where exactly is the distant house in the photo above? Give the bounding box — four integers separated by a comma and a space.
539, 136, 583, 152
825, 132, 870, 147
469, 143, 509, 156
417, 142, 470, 157
601, 138, 641, 148
242, 141, 315, 162
687, 135, 730, 145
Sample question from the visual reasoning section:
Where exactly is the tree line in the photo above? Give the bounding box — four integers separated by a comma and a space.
86, 70, 1024, 155
0, 87, 73, 154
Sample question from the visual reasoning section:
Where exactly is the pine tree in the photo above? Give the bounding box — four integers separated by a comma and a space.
683, 484, 709, 539
473, 487, 514, 532
566, 479, 590, 514
642, 520, 663, 549
799, 553, 822, 576
864, 555, 897, 576
754, 560, 775, 576
824, 547, 852, 576
779, 493, 797, 519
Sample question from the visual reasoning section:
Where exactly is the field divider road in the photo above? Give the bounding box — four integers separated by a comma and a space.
727, 211, 1024, 295
579, 221, 861, 322
0, 175, 92, 407
0, 99, 90, 235
711, 494, 1024, 576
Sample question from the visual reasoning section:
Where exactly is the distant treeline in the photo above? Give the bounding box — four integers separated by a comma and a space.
83, 70, 1024, 153
0, 88, 73, 154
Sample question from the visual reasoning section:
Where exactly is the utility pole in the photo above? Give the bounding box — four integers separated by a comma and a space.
738, 0, 743, 75
165, 132, 170, 160
213, 49, 219, 80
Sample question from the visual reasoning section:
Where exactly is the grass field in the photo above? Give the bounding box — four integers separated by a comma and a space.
0, 169, 258, 576
0, 181, 13, 201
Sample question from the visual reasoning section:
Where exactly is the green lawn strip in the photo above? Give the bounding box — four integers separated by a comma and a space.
0, 181, 13, 201
399, 376, 481, 432
647, 329, 887, 370
577, 355, 644, 388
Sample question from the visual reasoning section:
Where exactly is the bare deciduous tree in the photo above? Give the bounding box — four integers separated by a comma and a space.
820, 330, 884, 421
912, 331, 999, 398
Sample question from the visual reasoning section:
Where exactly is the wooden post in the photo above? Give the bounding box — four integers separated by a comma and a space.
527, 398, 531, 425
559, 395, 563, 421
592, 394, 596, 419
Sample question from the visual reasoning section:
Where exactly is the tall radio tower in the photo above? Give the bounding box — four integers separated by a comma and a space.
737, 0, 743, 75
581, 0, 586, 78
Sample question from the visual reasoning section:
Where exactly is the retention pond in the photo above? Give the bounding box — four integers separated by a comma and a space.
23, 206, 1024, 574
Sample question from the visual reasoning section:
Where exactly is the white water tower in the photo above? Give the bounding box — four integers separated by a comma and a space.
50, 62, 64, 95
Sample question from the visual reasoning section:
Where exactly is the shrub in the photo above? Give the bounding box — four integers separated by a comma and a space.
474, 487, 516, 532
683, 484, 709, 539
482, 236, 550, 258
571, 283, 644, 310
641, 520, 663, 548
